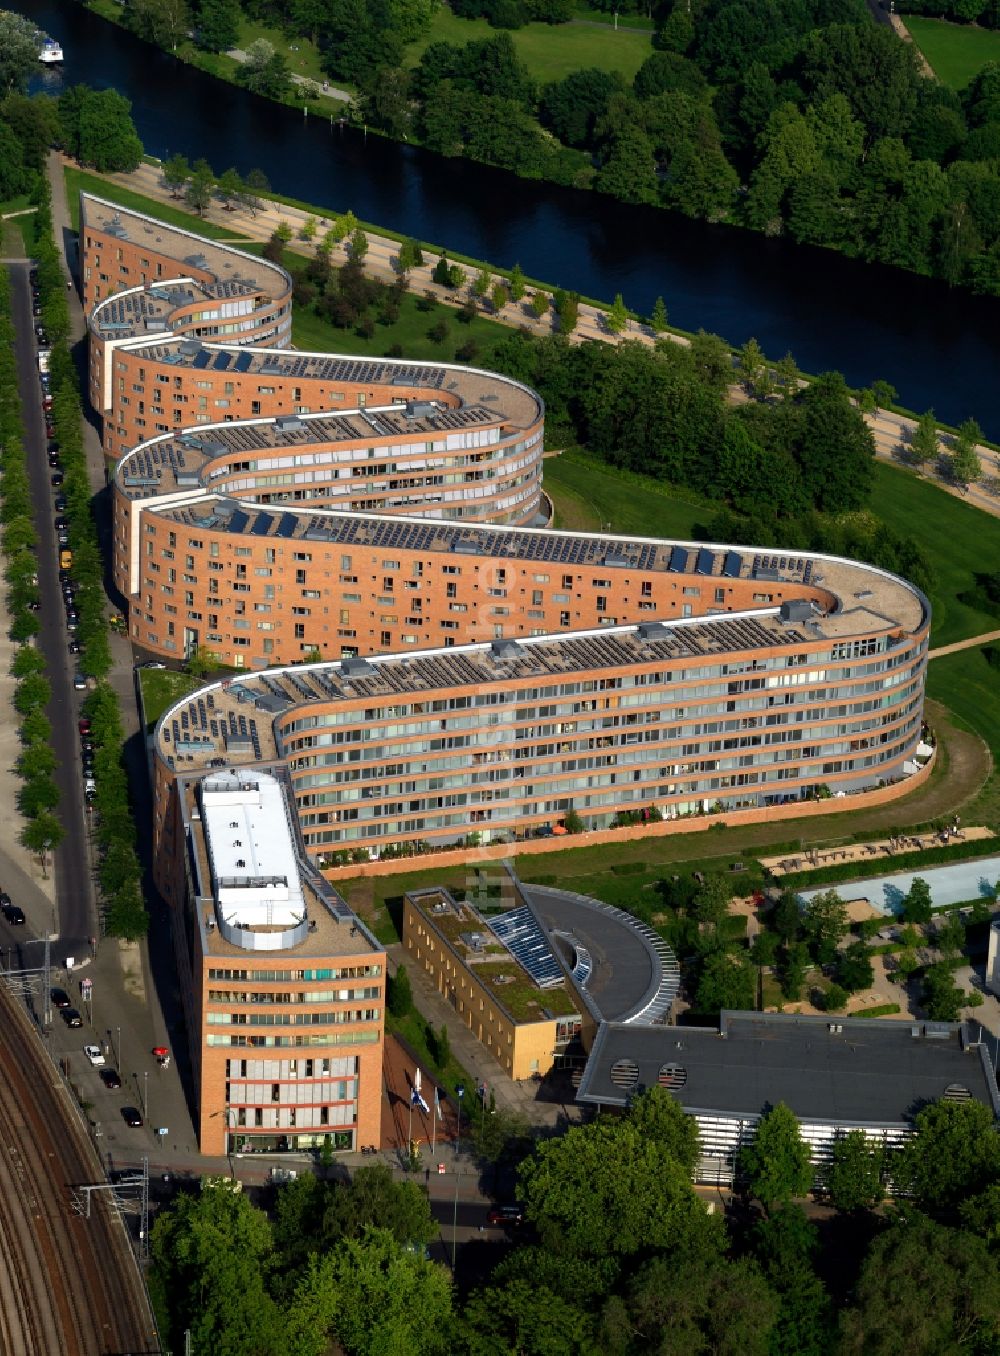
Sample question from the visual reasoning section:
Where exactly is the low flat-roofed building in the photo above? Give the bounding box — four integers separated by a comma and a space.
176, 766, 385, 1156
576, 1011, 1000, 1184
403, 877, 588, 1080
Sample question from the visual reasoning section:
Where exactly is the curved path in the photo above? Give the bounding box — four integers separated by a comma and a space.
0, 984, 158, 1355
929, 628, 1000, 660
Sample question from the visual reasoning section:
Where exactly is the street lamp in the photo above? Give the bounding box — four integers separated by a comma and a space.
454, 1084, 464, 1158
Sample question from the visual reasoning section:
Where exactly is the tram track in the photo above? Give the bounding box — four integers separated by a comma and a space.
0, 982, 159, 1354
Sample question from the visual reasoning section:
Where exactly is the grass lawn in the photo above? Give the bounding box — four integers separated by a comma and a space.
544, 450, 709, 538
137, 669, 203, 733
405, 8, 652, 82
927, 646, 1000, 825
574, 3, 656, 30
870, 461, 1000, 648
905, 16, 1000, 90
237, 19, 330, 85
63, 167, 250, 241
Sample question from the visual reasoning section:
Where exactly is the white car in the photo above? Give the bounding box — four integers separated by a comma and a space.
84, 1044, 105, 1067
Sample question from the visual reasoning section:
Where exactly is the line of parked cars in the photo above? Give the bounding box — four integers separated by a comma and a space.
51, 988, 142, 1125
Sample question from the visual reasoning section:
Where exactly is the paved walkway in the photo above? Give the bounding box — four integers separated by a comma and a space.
762, 824, 993, 877
929, 628, 1000, 659
225, 47, 351, 103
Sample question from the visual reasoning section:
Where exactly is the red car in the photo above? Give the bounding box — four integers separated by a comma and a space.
78, 717, 91, 736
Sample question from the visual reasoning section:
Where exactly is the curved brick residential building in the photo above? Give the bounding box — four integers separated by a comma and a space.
81, 193, 930, 877
151, 539, 930, 890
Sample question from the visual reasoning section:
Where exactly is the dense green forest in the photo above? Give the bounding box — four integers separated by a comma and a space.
149, 1089, 1000, 1355
104, 0, 1000, 294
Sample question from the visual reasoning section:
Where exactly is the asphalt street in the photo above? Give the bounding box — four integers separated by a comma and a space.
8, 262, 95, 961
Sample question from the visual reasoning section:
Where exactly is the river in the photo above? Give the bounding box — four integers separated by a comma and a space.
15, 0, 1000, 435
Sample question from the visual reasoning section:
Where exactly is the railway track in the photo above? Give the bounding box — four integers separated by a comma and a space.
0, 982, 159, 1355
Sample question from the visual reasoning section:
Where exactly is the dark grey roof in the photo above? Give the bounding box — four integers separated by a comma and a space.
523, 884, 676, 1024
576, 1013, 1000, 1126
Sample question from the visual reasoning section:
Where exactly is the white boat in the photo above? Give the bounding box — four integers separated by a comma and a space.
37, 36, 63, 64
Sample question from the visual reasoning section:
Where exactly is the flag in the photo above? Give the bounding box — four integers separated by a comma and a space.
414, 1067, 422, 1094
434, 1087, 442, 1121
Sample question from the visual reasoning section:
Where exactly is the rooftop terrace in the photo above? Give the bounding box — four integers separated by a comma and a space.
155, 575, 924, 781
81, 192, 290, 309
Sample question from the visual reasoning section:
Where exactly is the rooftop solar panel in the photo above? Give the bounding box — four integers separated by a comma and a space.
276, 512, 298, 538
213, 352, 233, 371
250, 513, 274, 536
191, 350, 210, 369
234, 352, 253, 373
228, 510, 249, 534
724, 551, 742, 578
696, 548, 714, 575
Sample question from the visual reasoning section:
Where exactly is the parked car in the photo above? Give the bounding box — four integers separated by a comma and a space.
487, 1204, 525, 1226
84, 1044, 105, 1067
78, 717, 91, 736
54, 495, 67, 512
50, 987, 71, 1009
68, 639, 81, 655
99, 1068, 122, 1090
54, 515, 69, 530
50, 471, 63, 487
60, 1008, 83, 1028
120, 1106, 143, 1128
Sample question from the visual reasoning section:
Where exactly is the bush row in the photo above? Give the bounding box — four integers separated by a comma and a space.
31, 188, 147, 940
775, 836, 1000, 890
0, 261, 65, 862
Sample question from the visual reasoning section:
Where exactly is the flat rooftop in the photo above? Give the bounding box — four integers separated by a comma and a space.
407, 887, 580, 1023
181, 772, 380, 960
201, 769, 304, 927
81, 193, 289, 307
117, 401, 517, 500
92, 278, 260, 339
156, 596, 925, 777
577, 1013, 1000, 1124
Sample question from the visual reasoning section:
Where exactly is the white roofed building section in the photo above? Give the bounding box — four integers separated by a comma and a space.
201, 769, 306, 945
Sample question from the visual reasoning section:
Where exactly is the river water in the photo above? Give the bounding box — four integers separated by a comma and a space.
15, 0, 1000, 434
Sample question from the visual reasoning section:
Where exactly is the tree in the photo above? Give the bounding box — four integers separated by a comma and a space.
821, 982, 848, 1012
0, 11, 41, 94
324, 1165, 436, 1248
239, 39, 291, 99
285, 1227, 452, 1356
215, 167, 243, 210
796, 371, 876, 511
490, 280, 509, 313
750, 1204, 829, 1356
909, 408, 940, 468
129, 0, 191, 49
348, 229, 368, 262
826, 1130, 885, 1212
540, 67, 623, 148
695, 949, 756, 1015
558, 291, 580, 334
530, 290, 549, 319
650, 296, 668, 333
902, 876, 933, 924
396, 238, 423, 274
612, 1253, 779, 1356
836, 941, 874, 993
508, 263, 526, 302
606, 292, 628, 335
465, 1279, 593, 1356
802, 889, 848, 966
739, 337, 767, 397
197, 0, 241, 51
838, 1215, 1000, 1356
471, 265, 491, 299
628, 1087, 701, 1173
594, 125, 658, 205
691, 873, 732, 927
870, 379, 897, 414
934, 912, 966, 960
739, 1103, 812, 1211
185, 164, 215, 216
74, 89, 144, 172
387, 964, 413, 1017
950, 416, 983, 487
518, 1113, 722, 1262
21, 813, 63, 861
921, 961, 968, 1022
150, 1179, 288, 1356
774, 351, 799, 400
162, 152, 190, 197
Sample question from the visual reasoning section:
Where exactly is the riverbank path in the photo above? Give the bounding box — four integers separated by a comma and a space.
928, 629, 1000, 660
76, 156, 1000, 524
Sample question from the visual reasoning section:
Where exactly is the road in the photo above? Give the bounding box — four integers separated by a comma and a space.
0, 981, 158, 1354
7, 262, 95, 961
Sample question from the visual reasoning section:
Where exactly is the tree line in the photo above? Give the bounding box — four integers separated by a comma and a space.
148, 1086, 1000, 1354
